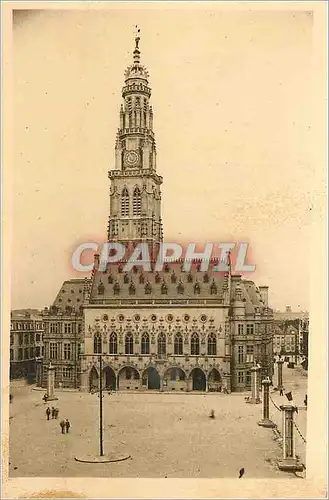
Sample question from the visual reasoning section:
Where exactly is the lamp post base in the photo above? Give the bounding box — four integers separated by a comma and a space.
246, 397, 261, 404
278, 459, 304, 472
75, 453, 131, 464
258, 419, 276, 428
46, 396, 58, 401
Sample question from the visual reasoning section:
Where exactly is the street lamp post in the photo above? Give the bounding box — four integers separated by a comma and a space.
74, 352, 130, 464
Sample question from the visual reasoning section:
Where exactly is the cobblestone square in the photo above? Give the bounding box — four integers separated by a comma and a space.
9, 365, 307, 478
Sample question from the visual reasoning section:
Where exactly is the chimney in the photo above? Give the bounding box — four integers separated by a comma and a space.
259, 286, 269, 307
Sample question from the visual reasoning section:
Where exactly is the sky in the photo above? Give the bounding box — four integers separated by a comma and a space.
11, 6, 314, 311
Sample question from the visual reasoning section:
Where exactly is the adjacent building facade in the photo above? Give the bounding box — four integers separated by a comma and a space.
273, 306, 309, 367
10, 310, 44, 381
39, 34, 274, 392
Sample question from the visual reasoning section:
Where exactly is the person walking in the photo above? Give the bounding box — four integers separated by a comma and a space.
65, 419, 71, 434
43, 394, 48, 404
46, 407, 51, 420
279, 387, 284, 396
304, 394, 307, 408
60, 420, 66, 434
54, 408, 59, 419
51, 407, 56, 419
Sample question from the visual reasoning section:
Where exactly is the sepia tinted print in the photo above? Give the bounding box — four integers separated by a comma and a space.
10, 7, 314, 479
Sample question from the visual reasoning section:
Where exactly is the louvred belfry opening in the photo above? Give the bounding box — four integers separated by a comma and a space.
107, 29, 163, 260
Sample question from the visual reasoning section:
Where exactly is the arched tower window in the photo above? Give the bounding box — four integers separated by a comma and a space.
121, 187, 129, 216
109, 332, 117, 354
207, 333, 217, 356
174, 333, 183, 355
133, 187, 141, 216
125, 333, 134, 355
157, 332, 166, 356
191, 332, 200, 355
94, 333, 102, 354
141, 332, 150, 354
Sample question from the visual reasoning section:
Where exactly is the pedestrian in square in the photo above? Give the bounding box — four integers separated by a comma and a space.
46, 407, 51, 420
65, 419, 71, 433
54, 408, 59, 419
51, 407, 56, 419
279, 387, 284, 396
60, 420, 66, 434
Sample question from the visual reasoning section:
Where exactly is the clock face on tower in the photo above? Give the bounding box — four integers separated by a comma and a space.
124, 150, 140, 168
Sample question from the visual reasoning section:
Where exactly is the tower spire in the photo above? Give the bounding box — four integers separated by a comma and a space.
134, 26, 141, 64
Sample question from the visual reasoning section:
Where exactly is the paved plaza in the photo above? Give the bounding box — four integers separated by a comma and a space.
9, 365, 307, 478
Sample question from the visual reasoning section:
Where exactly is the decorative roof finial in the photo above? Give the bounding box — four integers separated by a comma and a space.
135, 25, 141, 50
133, 25, 141, 64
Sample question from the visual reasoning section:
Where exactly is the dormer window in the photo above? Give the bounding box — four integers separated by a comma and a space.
129, 281, 136, 295
177, 281, 184, 295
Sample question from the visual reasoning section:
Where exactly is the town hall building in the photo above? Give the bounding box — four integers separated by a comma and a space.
40, 34, 274, 393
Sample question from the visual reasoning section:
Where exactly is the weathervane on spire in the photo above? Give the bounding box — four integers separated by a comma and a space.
135, 25, 141, 50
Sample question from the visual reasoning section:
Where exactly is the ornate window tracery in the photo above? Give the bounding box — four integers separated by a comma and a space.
157, 332, 166, 356
125, 333, 134, 354
109, 332, 118, 354
141, 332, 150, 354
191, 332, 200, 355
94, 333, 102, 354
174, 333, 183, 355
207, 332, 217, 355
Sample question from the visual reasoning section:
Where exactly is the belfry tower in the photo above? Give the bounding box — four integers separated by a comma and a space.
107, 31, 163, 258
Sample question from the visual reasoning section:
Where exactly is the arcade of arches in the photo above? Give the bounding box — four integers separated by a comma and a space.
88, 365, 223, 392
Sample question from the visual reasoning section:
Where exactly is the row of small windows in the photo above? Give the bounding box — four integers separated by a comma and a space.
15, 333, 43, 345
121, 187, 141, 216
98, 279, 219, 296
14, 346, 44, 361
11, 322, 43, 331
94, 332, 217, 356
238, 324, 255, 335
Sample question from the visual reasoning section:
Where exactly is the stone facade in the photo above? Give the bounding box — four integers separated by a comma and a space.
41, 279, 85, 389
10, 310, 44, 382
40, 33, 274, 392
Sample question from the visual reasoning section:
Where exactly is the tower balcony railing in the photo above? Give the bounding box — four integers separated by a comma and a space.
118, 126, 154, 136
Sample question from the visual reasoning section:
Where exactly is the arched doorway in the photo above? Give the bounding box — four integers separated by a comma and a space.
103, 366, 116, 391
144, 367, 160, 390
208, 368, 222, 392
191, 368, 206, 391
164, 367, 186, 391
118, 366, 140, 390
89, 366, 99, 392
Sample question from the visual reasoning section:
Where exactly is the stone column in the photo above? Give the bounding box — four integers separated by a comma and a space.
278, 405, 304, 471
36, 359, 42, 387
46, 362, 58, 401
248, 365, 261, 404
258, 378, 275, 428
277, 358, 284, 390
